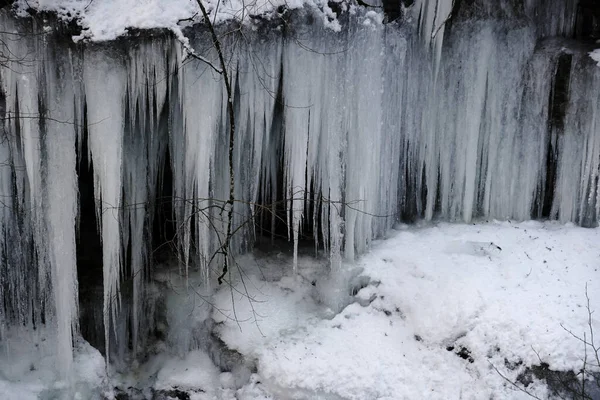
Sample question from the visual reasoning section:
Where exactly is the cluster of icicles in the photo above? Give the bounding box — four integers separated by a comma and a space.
0, 0, 597, 380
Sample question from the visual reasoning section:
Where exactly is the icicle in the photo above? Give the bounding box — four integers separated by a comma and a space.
524, 0, 579, 39
343, 25, 385, 257
43, 43, 80, 380
554, 53, 600, 226
282, 34, 312, 272
0, 19, 43, 328
233, 33, 281, 255
182, 56, 221, 280
122, 38, 172, 355
412, 0, 453, 70
0, 16, 83, 380
83, 50, 127, 363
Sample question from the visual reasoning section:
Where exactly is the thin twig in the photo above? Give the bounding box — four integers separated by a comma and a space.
488, 361, 543, 400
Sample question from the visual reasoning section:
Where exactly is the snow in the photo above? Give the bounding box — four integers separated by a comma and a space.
1, 1, 599, 396
155, 350, 221, 392
14, 0, 577, 45
590, 49, 600, 67
14, 0, 337, 42
1, 221, 598, 398
23, 0, 197, 41
0, 331, 107, 399
204, 221, 600, 399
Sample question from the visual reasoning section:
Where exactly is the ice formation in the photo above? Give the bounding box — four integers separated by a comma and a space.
0, 0, 597, 386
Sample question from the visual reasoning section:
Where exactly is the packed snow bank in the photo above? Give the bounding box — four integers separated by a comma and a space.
0, 333, 106, 400
212, 221, 599, 399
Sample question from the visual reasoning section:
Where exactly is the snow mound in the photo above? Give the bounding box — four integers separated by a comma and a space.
155, 350, 220, 393
0, 333, 107, 400
214, 221, 600, 399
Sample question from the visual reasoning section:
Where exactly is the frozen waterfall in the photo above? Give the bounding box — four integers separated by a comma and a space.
0, 0, 598, 383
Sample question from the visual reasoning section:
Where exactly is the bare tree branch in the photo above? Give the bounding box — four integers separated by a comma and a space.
190, 0, 237, 285
488, 360, 543, 400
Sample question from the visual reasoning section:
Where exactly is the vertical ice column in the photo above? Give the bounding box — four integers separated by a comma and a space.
430, 24, 492, 222
175, 37, 222, 280
0, 19, 42, 324
281, 22, 387, 265
0, 18, 81, 378
378, 28, 407, 235
0, 19, 56, 368
0, 138, 12, 334
343, 25, 385, 259
124, 39, 171, 354
0, 24, 46, 265
282, 27, 348, 269
280, 22, 392, 265
554, 54, 600, 225
43, 45, 80, 380
475, 25, 536, 220
233, 35, 281, 254
319, 50, 346, 269
298, 31, 346, 269
393, 36, 437, 222
84, 51, 126, 363
413, 0, 454, 69
501, 43, 553, 220
282, 36, 312, 272
454, 29, 488, 222
525, 0, 578, 39
420, 21, 538, 222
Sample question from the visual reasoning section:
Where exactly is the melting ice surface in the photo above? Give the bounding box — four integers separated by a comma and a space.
0, 0, 598, 394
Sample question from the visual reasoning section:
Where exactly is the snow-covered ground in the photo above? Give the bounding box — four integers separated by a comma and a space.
0, 333, 106, 400
1, 220, 599, 399
207, 220, 600, 399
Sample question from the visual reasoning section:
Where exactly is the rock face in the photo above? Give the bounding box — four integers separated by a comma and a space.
577, 0, 600, 39
0, 0, 598, 383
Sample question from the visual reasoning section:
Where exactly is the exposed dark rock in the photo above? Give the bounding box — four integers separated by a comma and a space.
111, 386, 149, 400
453, 346, 474, 363
549, 53, 572, 132
196, 318, 257, 387
503, 357, 523, 371
577, 0, 600, 40
112, 386, 207, 400
445, 343, 474, 363
382, 0, 401, 23
152, 388, 198, 400
0, 0, 12, 10
516, 362, 600, 399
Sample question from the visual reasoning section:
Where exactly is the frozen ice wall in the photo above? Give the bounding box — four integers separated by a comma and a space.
0, 0, 597, 381
0, 16, 81, 379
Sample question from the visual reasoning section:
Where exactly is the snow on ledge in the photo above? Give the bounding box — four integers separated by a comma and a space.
13, 0, 352, 42
589, 48, 600, 67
